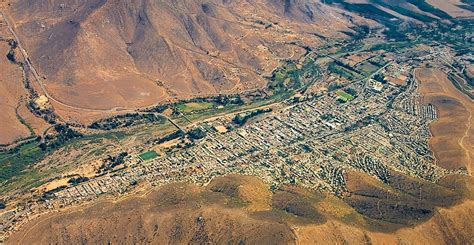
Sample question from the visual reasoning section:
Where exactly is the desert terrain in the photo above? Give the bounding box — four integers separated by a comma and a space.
0, 40, 29, 144
0, 0, 375, 141
5, 0, 362, 109
7, 173, 474, 245
416, 68, 473, 174
1, 0, 471, 140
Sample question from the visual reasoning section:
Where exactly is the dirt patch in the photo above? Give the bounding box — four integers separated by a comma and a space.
35, 178, 69, 192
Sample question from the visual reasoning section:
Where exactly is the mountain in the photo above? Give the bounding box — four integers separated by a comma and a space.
327, 0, 473, 21
1, 0, 470, 142
6, 0, 365, 110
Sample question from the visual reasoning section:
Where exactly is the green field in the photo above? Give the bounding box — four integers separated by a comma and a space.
336, 90, 354, 102
357, 62, 380, 76
328, 62, 363, 80
177, 102, 215, 113
0, 130, 128, 194
139, 150, 159, 161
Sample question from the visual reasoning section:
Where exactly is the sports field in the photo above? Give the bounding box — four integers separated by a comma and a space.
336, 90, 354, 102
139, 150, 159, 161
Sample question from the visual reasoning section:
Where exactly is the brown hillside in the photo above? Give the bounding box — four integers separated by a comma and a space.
5, 0, 364, 112
7, 175, 474, 245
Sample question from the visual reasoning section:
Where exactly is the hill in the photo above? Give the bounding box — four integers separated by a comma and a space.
5, 0, 363, 110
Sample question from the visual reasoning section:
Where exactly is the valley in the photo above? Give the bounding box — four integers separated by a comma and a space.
0, 0, 473, 244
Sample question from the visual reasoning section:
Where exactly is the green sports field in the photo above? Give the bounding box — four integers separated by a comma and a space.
336, 90, 354, 102
139, 150, 159, 161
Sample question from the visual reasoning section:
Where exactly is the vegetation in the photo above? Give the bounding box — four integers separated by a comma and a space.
177, 102, 215, 113
328, 61, 363, 80
40, 185, 67, 201
39, 124, 83, 151
6, 50, 16, 63
139, 150, 159, 161
268, 57, 320, 95
15, 108, 35, 136
68, 176, 90, 186
89, 113, 167, 130
0, 140, 46, 185
99, 152, 128, 172
173, 95, 244, 115
0, 130, 128, 194
374, 73, 387, 84
344, 87, 358, 97
188, 127, 207, 140
145, 104, 169, 113
336, 90, 354, 102
232, 108, 273, 126
156, 130, 185, 144
368, 41, 413, 53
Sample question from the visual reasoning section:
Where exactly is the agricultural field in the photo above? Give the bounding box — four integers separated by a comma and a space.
357, 62, 380, 76
177, 102, 215, 113
328, 61, 364, 81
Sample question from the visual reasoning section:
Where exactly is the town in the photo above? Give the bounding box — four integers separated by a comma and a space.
2, 39, 469, 238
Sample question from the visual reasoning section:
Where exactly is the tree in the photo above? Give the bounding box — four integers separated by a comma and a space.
374, 73, 386, 84
188, 127, 207, 140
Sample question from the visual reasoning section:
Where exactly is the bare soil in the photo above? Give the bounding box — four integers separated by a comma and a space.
416, 68, 473, 173
0, 42, 29, 144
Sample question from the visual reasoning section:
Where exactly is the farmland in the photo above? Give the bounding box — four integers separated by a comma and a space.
176, 102, 215, 113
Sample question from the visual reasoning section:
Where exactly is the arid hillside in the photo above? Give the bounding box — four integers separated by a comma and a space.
328, 0, 473, 21
7, 174, 474, 244
0, 0, 468, 142
4, 0, 366, 110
